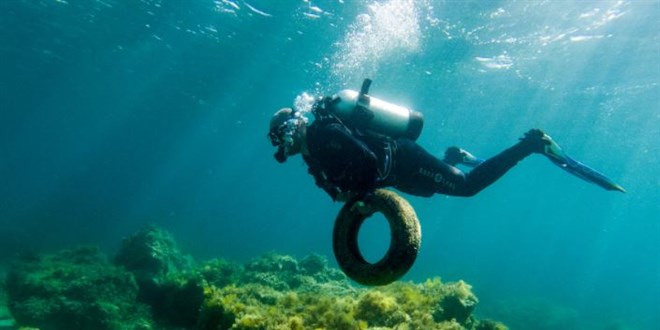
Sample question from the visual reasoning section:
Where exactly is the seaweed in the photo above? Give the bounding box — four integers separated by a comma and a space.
5, 226, 508, 330
6, 246, 152, 330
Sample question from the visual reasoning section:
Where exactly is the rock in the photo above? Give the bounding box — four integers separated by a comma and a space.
299, 253, 327, 275
6, 246, 152, 330
433, 280, 479, 325
114, 225, 202, 328
114, 225, 195, 283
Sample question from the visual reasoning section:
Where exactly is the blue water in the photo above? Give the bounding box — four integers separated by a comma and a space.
1, 0, 658, 329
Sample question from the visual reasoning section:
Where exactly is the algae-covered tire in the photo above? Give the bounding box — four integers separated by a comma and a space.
333, 189, 421, 286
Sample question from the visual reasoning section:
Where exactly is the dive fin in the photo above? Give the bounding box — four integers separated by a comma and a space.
544, 145, 626, 193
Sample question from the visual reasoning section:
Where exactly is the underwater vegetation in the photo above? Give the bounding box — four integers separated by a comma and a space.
0, 280, 12, 330
5, 246, 153, 330
3, 226, 506, 330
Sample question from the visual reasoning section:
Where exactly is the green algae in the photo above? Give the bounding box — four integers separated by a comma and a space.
5, 246, 153, 330
0, 271, 14, 329
4, 226, 507, 330
114, 224, 195, 281
196, 253, 505, 330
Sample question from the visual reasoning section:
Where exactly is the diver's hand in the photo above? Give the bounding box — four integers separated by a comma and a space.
351, 200, 375, 216
335, 191, 355, 202
336, 191, 375, 215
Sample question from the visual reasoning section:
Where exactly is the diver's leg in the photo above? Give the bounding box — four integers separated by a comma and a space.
391, 131, 549, 197
390, 139, 469, 197
458, 129, 550, 196
393, 129, 624, 197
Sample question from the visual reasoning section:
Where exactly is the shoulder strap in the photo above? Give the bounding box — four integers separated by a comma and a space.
311, 97, 353, 133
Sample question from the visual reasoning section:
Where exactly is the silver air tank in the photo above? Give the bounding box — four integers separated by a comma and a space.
331, 82, 424, 141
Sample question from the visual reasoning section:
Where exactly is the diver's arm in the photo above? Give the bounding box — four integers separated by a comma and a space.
306, 164, 342, 201
325, 123, 378, 166
304, 122, 379, 201
321, 123, 379, 195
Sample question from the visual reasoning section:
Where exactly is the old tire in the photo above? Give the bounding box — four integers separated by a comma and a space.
333, 189, 421, 286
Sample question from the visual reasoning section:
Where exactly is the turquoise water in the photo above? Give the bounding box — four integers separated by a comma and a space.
1, 0, 658, 329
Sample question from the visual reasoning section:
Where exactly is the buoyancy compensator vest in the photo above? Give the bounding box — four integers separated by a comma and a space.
319, 79, 424, 141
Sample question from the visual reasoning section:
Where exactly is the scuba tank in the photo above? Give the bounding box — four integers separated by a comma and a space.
328, 79, 424, 141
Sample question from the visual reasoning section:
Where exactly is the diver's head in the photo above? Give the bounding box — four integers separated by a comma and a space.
268, 107, 308, 163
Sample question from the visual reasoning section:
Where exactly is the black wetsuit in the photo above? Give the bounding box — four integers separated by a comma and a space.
303, 117, 536, 200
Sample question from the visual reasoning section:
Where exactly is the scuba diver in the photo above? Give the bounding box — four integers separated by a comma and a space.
268, 79, 625, 202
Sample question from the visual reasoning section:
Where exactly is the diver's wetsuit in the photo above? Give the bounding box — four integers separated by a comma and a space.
303, 117, 537, 200
387, 139, 534, 197
303, 121, 379, 200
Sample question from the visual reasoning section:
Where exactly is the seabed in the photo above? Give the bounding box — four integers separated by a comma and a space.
1, 225, 509, 330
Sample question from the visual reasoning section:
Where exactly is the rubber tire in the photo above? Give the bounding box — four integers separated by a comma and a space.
333, 189, 421, 286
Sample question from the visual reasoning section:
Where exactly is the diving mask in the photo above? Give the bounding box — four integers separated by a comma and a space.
268, 111, 308, 163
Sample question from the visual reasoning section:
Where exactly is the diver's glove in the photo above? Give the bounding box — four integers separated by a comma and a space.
335, 191, 355, 203
348, 191, 377, 216
349, 200, 375, 216
334, 190, 377, 215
